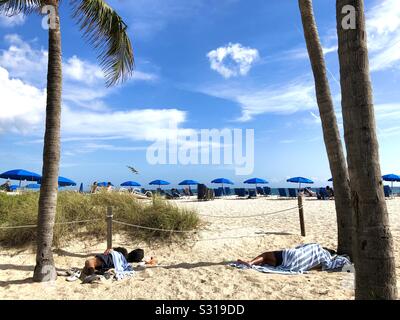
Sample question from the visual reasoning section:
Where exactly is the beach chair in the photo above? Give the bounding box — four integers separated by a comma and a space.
235, 188, 246, 198
224, 187, 232, 196
256, 187, 265, 196
263, 187, 272, 196
317, 188, 329, 200
288, 188, 297, 198
278, 188, 288, 198
384, 185, 392, 198
248, 189, 257, 198
214, 188, 223, 198
197, 184, 214, 201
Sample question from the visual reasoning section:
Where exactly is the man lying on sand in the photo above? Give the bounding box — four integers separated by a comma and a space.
236, 243, 351, 273
82, 247, 143, 277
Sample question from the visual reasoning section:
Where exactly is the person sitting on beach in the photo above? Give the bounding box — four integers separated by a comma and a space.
326, 186, 334, 198
0, 180, 11, 192
90, 182, 98, 194
106, 182, 113, 192
303, 187, 316, 197
236, 243, 350, 272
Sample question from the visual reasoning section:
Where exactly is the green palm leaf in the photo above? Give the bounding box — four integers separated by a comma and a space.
70, 0, 134, 86
0, 0, 41, 15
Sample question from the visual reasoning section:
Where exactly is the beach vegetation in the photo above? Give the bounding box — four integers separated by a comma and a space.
0, 191, 200, 247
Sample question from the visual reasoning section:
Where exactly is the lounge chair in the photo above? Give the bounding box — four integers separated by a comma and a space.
263, 187, 272, 196
288, 188, 297, 198
197, 184, 214, 201
256, 187, 265, 196
214, 188, 223, 198
384, 185, 392, 198
248, 189, 257, 198
224, 187, 232, 196
234, 188, 247, 198
278, 188, 288, 198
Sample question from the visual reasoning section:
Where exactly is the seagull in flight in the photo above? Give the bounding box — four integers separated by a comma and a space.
127, 165, 139, 174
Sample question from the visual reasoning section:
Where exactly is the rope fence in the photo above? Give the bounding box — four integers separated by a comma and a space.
1, 195, 307, 244
197, 206, 300, 218
0, 218, 101, 230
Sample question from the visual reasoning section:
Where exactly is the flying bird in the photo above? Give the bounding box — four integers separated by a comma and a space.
127, 165, 139, 174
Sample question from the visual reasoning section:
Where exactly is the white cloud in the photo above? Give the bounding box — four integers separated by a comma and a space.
61, 107, 188, 142
367, 0, 400, 71
0, 34, 158, 87
0, 14, 25, 27
207, 43, 259, 79
0, 34, 48, 83
0, 65, 189, 143
0, 66, 46, 134
202, 81, 316, 121
64, 55, 104, 84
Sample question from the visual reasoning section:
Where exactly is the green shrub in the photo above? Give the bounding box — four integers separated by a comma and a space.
0, 191, 200, 247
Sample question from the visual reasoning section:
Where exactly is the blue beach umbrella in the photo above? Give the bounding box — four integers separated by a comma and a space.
382, 174, 400, 189
26, 183, 41, 189
211, 178, 234, 195
98, 182, 114, 187
149, 180, 170, 189
58, 176, 77, 187
287, 177, 314, 189
178, 180, 199, 186
211, 178, 234, 185
121, 181, 141, 187
244, 178, 269, 185
244, 178, 269, 194
0, 169, 41, 187
38, 176, 77, 187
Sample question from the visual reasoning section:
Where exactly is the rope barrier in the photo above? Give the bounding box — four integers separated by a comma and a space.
0, 218, 101, 230
112, 220, 199, 233
197, 206, 301, 218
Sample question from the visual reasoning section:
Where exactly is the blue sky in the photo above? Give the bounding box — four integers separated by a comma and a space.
0, 0, 399, 189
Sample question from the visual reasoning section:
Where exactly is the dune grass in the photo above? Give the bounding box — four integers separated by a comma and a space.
0, 191, 200, 247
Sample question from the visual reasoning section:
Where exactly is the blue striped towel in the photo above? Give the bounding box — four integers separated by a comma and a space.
230, 243, 351, 275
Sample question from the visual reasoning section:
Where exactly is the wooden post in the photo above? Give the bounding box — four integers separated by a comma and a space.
106, 206, 113, 249
297, 195, 306, 236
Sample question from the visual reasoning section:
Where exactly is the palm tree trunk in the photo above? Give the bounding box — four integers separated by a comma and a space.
33, 0, 62, 282
336, 0, 397, 299
298, 0, 354, 257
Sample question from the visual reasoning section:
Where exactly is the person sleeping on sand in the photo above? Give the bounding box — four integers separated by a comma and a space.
82, 247, 143, 276
236, 243, 351, 273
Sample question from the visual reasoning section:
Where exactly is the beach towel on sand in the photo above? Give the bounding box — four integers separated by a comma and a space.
110, 251, 135, 281
230, 243, 351, 275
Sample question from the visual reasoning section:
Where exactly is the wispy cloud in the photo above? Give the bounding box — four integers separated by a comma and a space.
207, 43, 259, 79
367, 0, 400, 71
0, 14, 25, 27
202, 80, 316, 122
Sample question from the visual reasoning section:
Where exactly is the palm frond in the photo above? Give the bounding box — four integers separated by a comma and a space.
0, 0, 41, 15
70, 0, 134, 86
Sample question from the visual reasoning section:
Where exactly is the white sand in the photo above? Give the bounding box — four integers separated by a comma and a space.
1, 197, 399, 300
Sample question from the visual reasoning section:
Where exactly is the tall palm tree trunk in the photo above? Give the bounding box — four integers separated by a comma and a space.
336, 0, 397, 299
33, 0, 62, 282
298, 0, 353, 257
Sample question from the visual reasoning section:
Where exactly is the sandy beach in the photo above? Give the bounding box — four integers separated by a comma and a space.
1, 197, 399, 300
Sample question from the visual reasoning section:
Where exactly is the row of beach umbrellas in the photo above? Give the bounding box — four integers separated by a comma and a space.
2, 169, 399, 191
0, 169, 77, 188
